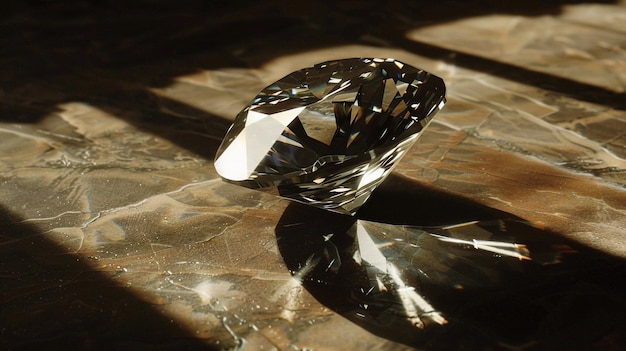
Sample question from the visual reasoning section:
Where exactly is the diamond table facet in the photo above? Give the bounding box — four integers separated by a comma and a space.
214, 58, 446, 215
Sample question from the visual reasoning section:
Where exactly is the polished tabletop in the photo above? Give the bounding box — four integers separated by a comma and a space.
1, 1, 626, 350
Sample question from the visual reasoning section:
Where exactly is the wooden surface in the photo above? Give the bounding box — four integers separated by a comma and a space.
2, 1, 626, 350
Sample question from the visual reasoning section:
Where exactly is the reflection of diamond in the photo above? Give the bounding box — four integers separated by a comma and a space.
214, 58, 446, 215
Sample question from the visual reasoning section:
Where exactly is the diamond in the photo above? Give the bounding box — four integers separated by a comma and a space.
214, 58, 446, 215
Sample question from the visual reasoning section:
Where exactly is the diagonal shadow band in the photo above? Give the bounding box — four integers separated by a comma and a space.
390, 36, 626, 111
275, 174, 626, 350
0, 80, 233, 162
0, 207, 218, 351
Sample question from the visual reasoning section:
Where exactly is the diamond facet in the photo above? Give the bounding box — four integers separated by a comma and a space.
214, 58, 446, 215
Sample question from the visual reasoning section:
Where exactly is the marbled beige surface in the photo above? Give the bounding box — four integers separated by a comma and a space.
1, 1, 626, 350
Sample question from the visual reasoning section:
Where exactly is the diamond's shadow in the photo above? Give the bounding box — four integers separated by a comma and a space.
275, 174, 626, 350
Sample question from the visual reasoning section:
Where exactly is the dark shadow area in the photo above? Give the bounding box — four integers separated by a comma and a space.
276, 174, 626, 350
358, 173, 513, 226
0, 207, 217, 351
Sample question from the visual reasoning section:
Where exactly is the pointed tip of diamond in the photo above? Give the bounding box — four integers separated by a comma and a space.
214, 58, 446, 214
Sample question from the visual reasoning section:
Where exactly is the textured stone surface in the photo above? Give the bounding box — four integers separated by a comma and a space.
1, 1, 626, 350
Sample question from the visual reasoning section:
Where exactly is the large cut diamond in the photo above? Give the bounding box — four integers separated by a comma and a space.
214, 58, 446, 215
